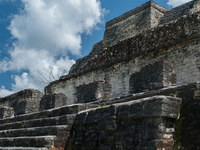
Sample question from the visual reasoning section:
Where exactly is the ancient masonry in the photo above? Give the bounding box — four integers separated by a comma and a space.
1, 0, 200, 149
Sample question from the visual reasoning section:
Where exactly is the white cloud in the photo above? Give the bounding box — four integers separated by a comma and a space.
8, 0, 104, 55
0, 0, 105, 97
0, 72, 40, 97
167, 0, 192, 7
0, 86, 13, 97
11, 73, 38, 92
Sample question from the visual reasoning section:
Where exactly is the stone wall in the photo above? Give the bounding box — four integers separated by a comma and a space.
61, 81, 200, 150
0, 81, 200, 149
46, 13, 200, 104
83, 81, 200, 150
159, 0, 200, 25
69, 41, 103, 75
40, 93, 68, 111
0, 106, 14, 119
75, 80, 111, 103
175, 83, 200, 149
129, 61, 176, 94
103, 1, 167, 48
68, 1, 167, 77
0, 89, 43, 116
66, 96, 182, 150
0, 1, 199, 149
66, 0, 200, 79
100, 82, 200, 150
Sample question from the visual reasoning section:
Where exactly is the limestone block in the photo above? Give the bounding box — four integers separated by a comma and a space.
40, 93, 68, 111
129, 61, 176, 94
15, 99, 41, 116
70, 95, 182, 150
0, 89, 43, 116
75, 80, 112, 103
0, 106, 14, 119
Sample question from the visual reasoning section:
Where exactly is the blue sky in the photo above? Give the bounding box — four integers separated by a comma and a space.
0, 0, 192, 97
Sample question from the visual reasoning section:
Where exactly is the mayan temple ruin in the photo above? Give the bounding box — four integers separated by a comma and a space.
1, 0, 200, 149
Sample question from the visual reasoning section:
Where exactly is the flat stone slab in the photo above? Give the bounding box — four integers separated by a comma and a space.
0, 114, 75, 131
0, 125, 71, 137
76, 95, 182, 125
0, 136, 56, 148
0, 147, 48, 150
0, 104, 85, 125
70, 95, 182, 149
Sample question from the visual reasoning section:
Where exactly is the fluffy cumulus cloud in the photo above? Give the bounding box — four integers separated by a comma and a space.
0, 0, 105, 97
167, 0, 192, 7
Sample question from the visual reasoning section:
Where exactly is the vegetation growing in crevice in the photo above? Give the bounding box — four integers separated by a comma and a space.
174, 105, 185, 150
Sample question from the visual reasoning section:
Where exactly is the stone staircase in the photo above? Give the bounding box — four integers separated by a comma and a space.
0, 104, 85, 150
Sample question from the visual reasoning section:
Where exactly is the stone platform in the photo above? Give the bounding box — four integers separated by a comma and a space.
0, 94, 182, 150
0, 0, 200, 149
0, 104, 85, 150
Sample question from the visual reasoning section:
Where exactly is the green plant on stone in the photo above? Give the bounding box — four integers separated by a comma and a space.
174, 105, 186, 150
98, 104, 105, 107
98, 98, 110, 107
81, 147, 85, 150
66, 138, 74, 150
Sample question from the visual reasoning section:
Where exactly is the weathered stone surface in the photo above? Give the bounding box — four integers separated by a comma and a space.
0, 103, 85, 150
75, 80, 112, 103
0, 116, 73, 131
0, 136, 56, 148
67, 96, 182, 150
0, 106, 14, 119
70, 13, 200, 77
0, 83, 200, 149
0, 125, 71, 137
81, 82, 200, 150
0, 89, 43, 116
172, 83, 200, 149
40, 93, 68, 111
47, 12, 200, 103
15, 99, 41, 116
129, 61, 176, 93
0, 148, 48, 150
0, 104, 84, 125
159, 0, 200, 25
103, 1, 168, 48
1, 1, 200, 149
68, 41, 103, 75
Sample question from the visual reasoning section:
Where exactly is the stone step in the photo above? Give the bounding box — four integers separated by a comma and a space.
0, 147, 48, 150
0, 136, 56, 148
0, 125, 71, 137
0, 114, 76, 130
0, 104, 85, 125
